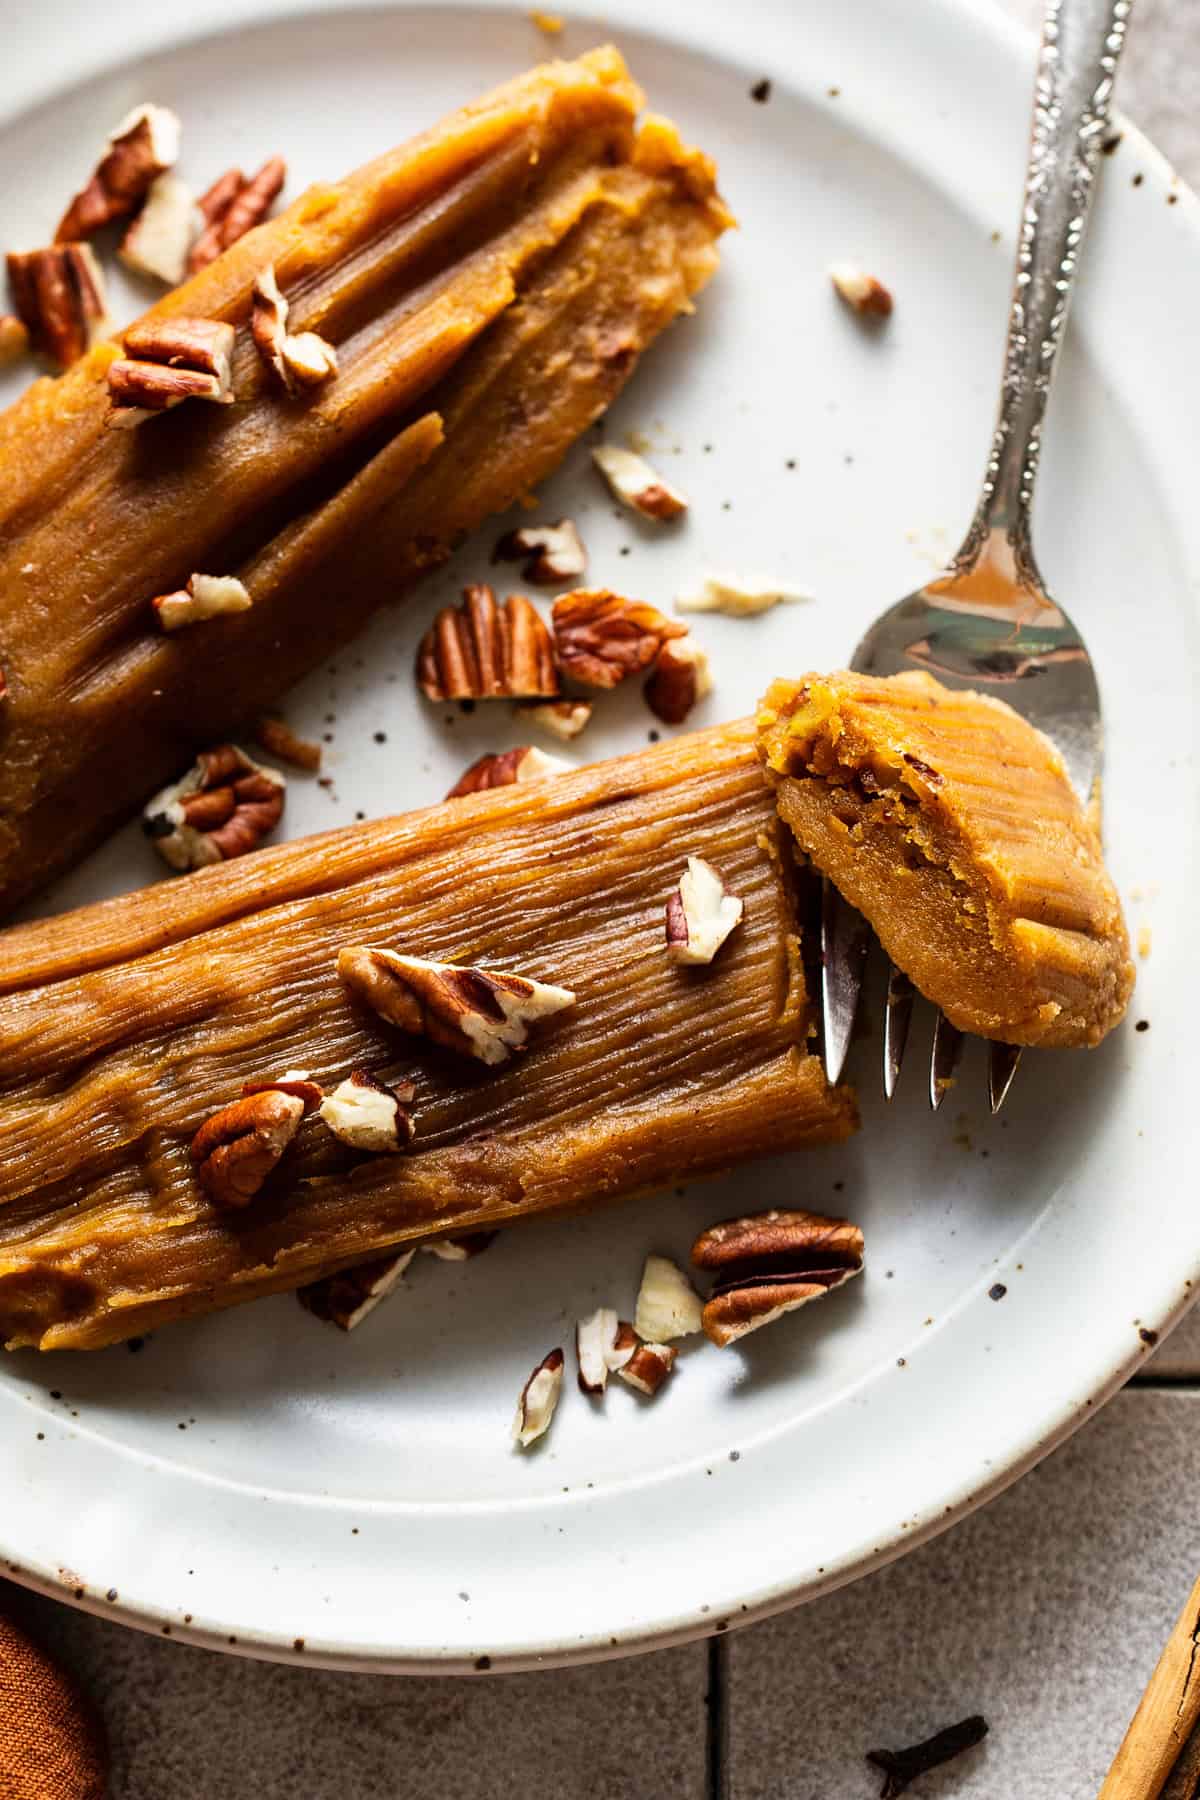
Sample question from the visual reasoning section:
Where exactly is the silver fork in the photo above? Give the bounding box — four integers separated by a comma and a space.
822, 0, 1132, 1114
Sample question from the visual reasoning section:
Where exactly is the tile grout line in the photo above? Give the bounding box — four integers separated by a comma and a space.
1128, 1373, 1200, 1390
706, 1633, 730, 1800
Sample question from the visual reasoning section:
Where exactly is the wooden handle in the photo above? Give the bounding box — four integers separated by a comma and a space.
1100, 1575, 1200, 1799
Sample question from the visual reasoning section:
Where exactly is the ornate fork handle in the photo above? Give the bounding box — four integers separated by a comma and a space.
956, 0, 1132, 589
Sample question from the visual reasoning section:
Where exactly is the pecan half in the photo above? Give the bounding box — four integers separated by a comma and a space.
318, 1069, 416, 1153
575, 1306, 627, 1395
592, 445, 688, 519
250, 263, 338, 394
829, 263, 893, 317
254, 715, 322, 772
109, 316, 235, 427
152, 572, 251, 631
0, 314, 29, 367
512, 1347, 565, 1447
618, 1341, 676, 1396
56, 103, 181, 242
337, 948, 576, 1066
417, 586, 559, 701
493, 518, 586, 585
550, 589, 687, 690
142, 744, 285, 871
190, 1089, 305, 1209
516, 699, 593, 741
445, 744, 571, 799
299, 1248, 416, 1330
118, 173, 198, 285
7, 245, 110, 369
241, 1069, 324, 1111
691, 1210, 865, 1347
645, 636, 712, 725
189, 157, 287, 271
665, 857, 744, 966
675, 573, 812, 617
634, 1254, 703, 1342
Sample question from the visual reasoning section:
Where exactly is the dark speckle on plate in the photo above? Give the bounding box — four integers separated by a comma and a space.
750, 78, 771, 103
989, 1283, 1007, 1302
1139, 1327, 1159, 1346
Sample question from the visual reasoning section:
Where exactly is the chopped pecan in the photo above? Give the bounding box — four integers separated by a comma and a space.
493, 518, 586, 585
516, 699, 593, 741
512, 1347, 565, 1447
575, 1306, 624, 1395
829, 263, 893, 317
254, 715, 322, 772
645, 636, 712, 725
618, 1341, 676, 1396
241, 1068, 324, 1111
118, 173, 198, 285
298, 1248, 416, 1330
336, 948, 576, 1066
190, 1089, 304, 1209
7, 245, 110, 369
445, 745, 571, 798
675, 573, 812, 617
665, 856, 744, 966
691, 1209, 865, 1347
550, 588, 686, 690
0, 314, 29, 367
318, 1069, 416, 1153
250, 263, 338, 394
56, 103, 181, 242
417, 586, 559, 702
421, 1232, 497, 1261
634, 1254, 703, 1342
152, 572, 251, 631
142, 744, 285, 871
108, 316, 235, 427
592, 445, 688, 519
189, 157, 287, 271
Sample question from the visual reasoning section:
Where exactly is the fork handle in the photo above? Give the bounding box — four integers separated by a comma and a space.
957, 0, 1132, 587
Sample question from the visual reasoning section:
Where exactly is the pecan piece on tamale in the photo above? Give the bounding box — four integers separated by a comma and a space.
0, 47, 731, 915
758, 671, 1134, 1047
0, 721, 856, 1352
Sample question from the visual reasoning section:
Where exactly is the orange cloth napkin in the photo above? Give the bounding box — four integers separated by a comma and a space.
0, 1609, 107, 1799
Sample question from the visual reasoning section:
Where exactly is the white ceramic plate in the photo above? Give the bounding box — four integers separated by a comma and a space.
1, 0, 1197, 1673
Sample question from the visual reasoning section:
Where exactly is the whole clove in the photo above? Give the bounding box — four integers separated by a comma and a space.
866, 1715, 989, 1798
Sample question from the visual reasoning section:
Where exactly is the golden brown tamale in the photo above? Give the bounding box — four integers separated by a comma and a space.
758, 671, 1134, 1048
0, 49, 730, 912
0, 721, 855, 1351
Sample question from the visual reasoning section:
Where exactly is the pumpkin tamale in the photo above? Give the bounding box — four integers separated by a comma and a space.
758, 671, 1134, 1047
0, 721, 856, 1352
0, 47, 730, 913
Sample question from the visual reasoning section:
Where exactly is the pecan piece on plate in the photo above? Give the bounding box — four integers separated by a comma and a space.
665, 856, 743, 966
675, 573, 812, 617
119, 174, 199, 286
645, 635, 712, 725
189, 157, 287, 271
152, 572, 251, 631
512, 1347, 565, 1447
829, 263, 893, 318
108, 316, 236, 427
592, 445, 688, 519
0, 314, 30, 367
421, 1232, 497, 1261
254, 715, 322, 772
516, 699, 593, 741
250, 263, 338, 394
417, 585, 559, 702
318, 1069, 416, 1153
337, 948, 575, 1066
575, 1306, 632, 1395
298, 1248, 417, 1331
190, 1089, 305, 1209
56, 103, 181, 242
634, 1254, 703, 1341
691, 1209, 865, 1347
7, 245, 110, 370
550, 588, 687, 690
492, 518, 586, 585
617, 1339, 677, 1396
445, 745, 571, 799
142, 745, 285, 871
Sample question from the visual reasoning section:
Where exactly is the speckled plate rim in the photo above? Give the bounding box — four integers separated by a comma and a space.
1, 0, 1198, 1673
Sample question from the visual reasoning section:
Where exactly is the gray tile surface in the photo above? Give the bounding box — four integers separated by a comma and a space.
0, 1583, 709, 1800
726, 1390, 1199, 1800
1144, 1301, 1200, 1377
